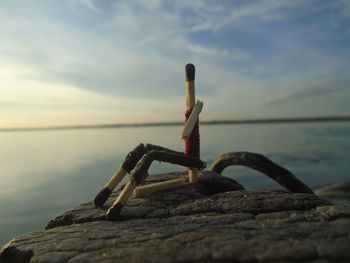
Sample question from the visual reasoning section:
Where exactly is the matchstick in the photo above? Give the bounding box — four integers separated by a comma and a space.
93, 143, 148, 207
106, 180, 137, 220
133, 178, 186, 197
93, 168, 127, 207
185, 63, 200, 184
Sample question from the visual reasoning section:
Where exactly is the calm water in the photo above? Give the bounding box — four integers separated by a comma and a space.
1, 122, 350, 246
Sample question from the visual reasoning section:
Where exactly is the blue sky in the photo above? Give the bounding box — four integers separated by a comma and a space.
1, 0, 350, 127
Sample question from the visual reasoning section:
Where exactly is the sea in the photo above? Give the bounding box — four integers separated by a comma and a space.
1, 121, 350, 246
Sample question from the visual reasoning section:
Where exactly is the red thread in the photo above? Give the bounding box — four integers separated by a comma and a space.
184, 109, 200, 160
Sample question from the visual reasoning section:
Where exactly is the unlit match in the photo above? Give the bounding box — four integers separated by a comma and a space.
106, 180, 137, 220
93, 168, 127, 207
133, 178, 186, 197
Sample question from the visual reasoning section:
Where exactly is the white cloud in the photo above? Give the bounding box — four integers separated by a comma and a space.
0, 0, 349, 127
253, 77, 350, 107
183, 0, 311, 32
65, 0, 98, 11
0, 62, 186, 127
170, 37, 222, 56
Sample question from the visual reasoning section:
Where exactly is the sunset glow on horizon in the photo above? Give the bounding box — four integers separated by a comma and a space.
1, 0, 350, 128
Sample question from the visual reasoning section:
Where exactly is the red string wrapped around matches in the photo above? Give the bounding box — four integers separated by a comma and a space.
185, 109, 200, 159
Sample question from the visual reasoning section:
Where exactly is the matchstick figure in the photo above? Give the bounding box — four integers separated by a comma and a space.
93, 143, 206, 220
93, 63, 205, 220
92, 63, 314, 221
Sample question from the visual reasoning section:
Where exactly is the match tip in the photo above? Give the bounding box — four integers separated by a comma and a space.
106, 203, 123, 221
93, 187, 112, 207
185, 63, 195, 81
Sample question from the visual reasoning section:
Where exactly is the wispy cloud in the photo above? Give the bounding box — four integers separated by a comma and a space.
0, 0, 349, 127
181, 0, 312, 32
0, 62, 184, 127
254, 77, 350, 107
71, 0, 97, 11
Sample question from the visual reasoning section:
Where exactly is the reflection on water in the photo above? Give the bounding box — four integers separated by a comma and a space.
1, 122, 350, 245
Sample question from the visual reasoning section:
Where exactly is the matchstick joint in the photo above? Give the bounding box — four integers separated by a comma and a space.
94, 143, 206, 220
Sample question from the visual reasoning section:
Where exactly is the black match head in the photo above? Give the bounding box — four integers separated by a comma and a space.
106, 203, 123, 221
93, 187, 112, 207
185, 63, 195, 81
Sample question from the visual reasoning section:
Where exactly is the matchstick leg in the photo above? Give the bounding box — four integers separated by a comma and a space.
99, 140, 206, 220
93, 143, 150, 207
210, 152, 314, 194
106, 180, 138, 220
188, 169, 199, 184
93, 168, 127, 207
133, 178, 186, 197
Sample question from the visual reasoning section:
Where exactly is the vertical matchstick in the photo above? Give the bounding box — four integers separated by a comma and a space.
185, 63, 200, 184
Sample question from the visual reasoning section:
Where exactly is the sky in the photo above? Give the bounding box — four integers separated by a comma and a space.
1, 0, 350, 128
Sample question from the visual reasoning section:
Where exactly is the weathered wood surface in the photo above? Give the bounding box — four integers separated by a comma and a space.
1, 171, 350, 263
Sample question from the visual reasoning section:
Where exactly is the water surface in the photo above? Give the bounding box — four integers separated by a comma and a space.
1, 122, 349, 246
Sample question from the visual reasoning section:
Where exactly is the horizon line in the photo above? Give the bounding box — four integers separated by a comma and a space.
1, 115, 350, 132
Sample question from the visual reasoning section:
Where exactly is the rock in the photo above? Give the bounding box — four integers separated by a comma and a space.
1, 171, 349, 263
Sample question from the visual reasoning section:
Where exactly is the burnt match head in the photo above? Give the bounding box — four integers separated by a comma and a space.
106, 203, 123, 221
185, 63, 195, 81
93, 187, 112, 207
